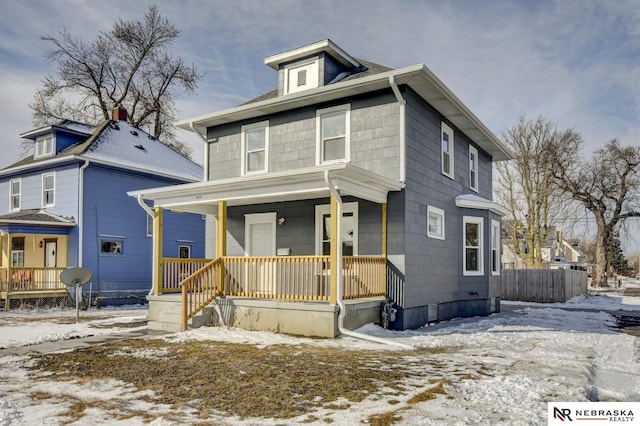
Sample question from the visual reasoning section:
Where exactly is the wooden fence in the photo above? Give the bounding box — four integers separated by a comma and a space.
501, 269, 588, 302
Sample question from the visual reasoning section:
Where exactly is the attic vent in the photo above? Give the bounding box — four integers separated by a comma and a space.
134, 144, 146, 151
109, 123, 120, 130
147, 134, 156, 140
130, 130, 139, 136
297, 69, 307, 87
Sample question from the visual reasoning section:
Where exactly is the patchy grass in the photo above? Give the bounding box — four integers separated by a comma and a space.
29, 339, 454, 421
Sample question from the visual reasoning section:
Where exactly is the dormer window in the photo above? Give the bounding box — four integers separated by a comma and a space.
284, 59, 319, 94
35, 135, 54, 158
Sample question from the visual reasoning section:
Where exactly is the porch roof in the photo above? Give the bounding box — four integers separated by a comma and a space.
128, 163, 404, 214
0, 209, 76, 227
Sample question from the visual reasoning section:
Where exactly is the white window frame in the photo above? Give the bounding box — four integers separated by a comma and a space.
463, 216, 484, 276
35, 135, 54, 159
241, 120, 269, 175
314, 202, 358, 256
42, 172, 55, 207
491, 219, 501, 276
441, 122, 454, 179
9, 178, 21, 211
469, 145, 479, 192
316, 104, 351, 165
427, 205, 445, 240
284, 59, 319, 94
178, 244, 191, 259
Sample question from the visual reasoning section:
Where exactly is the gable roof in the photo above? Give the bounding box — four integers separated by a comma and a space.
176, 56, 512, 161
3, 120, 203, 182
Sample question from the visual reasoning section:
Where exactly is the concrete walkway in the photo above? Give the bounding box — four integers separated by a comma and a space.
0, 328, 169, 357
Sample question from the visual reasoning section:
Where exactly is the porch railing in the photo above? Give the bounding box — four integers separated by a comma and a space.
161, 258, 213, 293
0, 267, 67, 293
178, 255, 387, 331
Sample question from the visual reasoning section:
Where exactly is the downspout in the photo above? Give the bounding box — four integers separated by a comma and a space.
389, 75, 406, 184
77, 160, 90, 266
189, 122, 209, 181
324, 170, 412, 349
136, 195, 156, 296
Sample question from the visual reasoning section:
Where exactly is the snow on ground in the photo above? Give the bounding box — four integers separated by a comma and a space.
0, 283, 639, 425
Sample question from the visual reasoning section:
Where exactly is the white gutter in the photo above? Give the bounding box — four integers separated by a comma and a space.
189, 122, 209, 181
77, 160, 90, 266
136, 195, 156, 296
324, 170, 412, 349
389, 75, 406, 184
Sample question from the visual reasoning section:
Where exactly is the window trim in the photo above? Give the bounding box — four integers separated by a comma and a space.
426, 205, 445, 240
35, 135, 54, 159
284, 58, 319, 94
491, 219, 501, 276
463, 216, 484, 276
9, 178, 21, 211
469, 145, 479, 192
441, 122, 454, 179
241, 120, 269, 175
178, 244, 192, 259
42, 172, 55, 208
316, 104, 351, 165
314, 202, 358, 256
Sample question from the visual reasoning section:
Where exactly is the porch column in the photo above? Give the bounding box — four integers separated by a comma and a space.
5, 234, 12, 311
382, 203, 388, 257
152, 207, 163, 296
329, 195, 339, 305
216, 201, 227, 294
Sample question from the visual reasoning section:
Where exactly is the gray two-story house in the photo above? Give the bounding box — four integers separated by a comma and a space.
131, 39, 512, 336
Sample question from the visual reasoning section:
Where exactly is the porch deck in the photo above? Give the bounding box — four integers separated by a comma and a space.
0, 267, 69, 310
153, 256, 390, 337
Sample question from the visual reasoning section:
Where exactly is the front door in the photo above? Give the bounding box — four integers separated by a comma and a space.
245, 213, 276, 294
44, 240, 57, 289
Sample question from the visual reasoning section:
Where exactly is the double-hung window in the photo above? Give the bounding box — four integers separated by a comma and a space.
241, 121, 268, 174
42, 173, 55, 207
491, 220, 500, 275
469, 145, 479, 192
317, 105, 350, 164
9, 178, 20, 211
35, 135, 54, 158
463, 216, 484, 276
441, 122, 454, 179
11, 238, 24, 267
427, 205, 445, 240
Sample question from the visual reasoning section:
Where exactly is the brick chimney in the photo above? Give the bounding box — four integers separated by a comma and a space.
112, 105, 128, 122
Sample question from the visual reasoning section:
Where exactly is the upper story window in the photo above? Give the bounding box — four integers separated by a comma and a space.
441, 122, 454, 179
469, 145, 479, 192
9, 179, 20, 211
427, 205, 445, 240
317, 104, 350, 164
35, 135, 54, 159
284, 59, 319, 94
463, 216, 484, 276
42, 172, 55, 207
241, 121, 269, 175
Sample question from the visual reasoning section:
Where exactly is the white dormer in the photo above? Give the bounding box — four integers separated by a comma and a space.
265, 39, 361, 96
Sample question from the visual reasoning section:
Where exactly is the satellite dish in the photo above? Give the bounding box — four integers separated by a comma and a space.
60, 267, 93, 323
61, 267, 92, 288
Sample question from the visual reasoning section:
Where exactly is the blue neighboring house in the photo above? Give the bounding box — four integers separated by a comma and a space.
0, 106, 204, 307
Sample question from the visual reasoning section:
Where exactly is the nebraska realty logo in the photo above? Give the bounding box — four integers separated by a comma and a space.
548, 402, 640, 425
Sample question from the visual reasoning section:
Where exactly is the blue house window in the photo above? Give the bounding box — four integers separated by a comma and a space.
9, 178, 20, 211
42, 173, 55, 207
100, 238, 124, 255
35, 135, 54, 159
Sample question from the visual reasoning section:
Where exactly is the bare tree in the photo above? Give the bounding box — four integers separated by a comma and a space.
553, 139, 640, 286
495, 116, 581, 268
27, 5, 201, 158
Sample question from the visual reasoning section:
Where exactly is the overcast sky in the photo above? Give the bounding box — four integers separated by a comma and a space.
1, 0, 639, 248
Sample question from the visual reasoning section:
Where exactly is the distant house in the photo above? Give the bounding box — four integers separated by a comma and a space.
0, 107, 205, 309
131, 39, 512, 336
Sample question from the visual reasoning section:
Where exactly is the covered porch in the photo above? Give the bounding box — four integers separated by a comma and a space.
130, 163, 404, 336
0, 210, 74, 310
